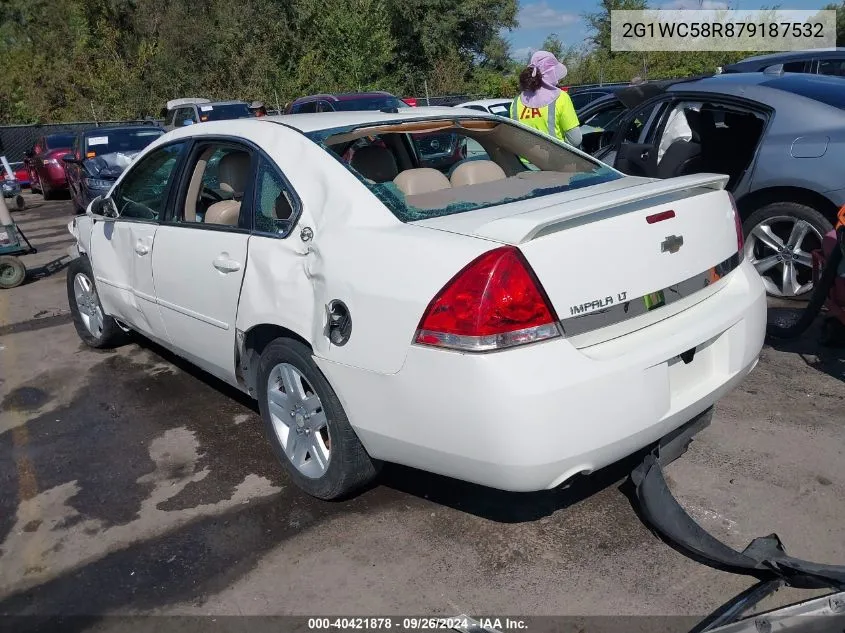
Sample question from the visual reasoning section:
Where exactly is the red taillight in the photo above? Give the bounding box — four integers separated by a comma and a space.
728, 192, 744, 255
415, 246, 560, 352
402, 97, 418, 107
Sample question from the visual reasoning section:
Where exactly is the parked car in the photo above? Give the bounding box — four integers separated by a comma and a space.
24, 133, 75, 199
63, 125, 165, 214
454, 99, 512, 116
66, 110, 764, 500
720, 47, 845, 76
5, 161, 30, 187
288, 93, 465, 171
285, 92, 410, 114
161, 98, 254, 131
577, 72, 845, 298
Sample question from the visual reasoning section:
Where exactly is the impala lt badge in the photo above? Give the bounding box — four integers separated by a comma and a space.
661, 235, 684, 254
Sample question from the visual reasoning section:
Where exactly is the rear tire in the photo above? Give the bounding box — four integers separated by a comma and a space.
67, 256, 126, 348
742, 202, 832, 299
256, 337, 378, 500
0, 256, 26, 289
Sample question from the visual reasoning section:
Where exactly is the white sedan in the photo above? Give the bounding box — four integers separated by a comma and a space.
67, 108, 766, 499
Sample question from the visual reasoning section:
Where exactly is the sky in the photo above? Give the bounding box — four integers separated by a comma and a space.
509, 0, 832, 61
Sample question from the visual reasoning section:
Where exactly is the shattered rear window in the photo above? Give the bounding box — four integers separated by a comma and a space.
308, 118, 622, 223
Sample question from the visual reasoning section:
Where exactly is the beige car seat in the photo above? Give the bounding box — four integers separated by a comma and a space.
205, 151, 251, 226
393, 168, 452, 196
450, 160, 506, 187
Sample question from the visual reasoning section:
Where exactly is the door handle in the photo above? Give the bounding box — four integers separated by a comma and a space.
212, 256, 241, 273
640, 150, 650, 160
134, 243, 150, 256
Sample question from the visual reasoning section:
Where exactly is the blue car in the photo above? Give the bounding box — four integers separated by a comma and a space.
63, 126, 165, 214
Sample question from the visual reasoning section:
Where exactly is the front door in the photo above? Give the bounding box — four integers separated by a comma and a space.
88, 141, 188, 340
610, 98, 669, 178
150, 141, 255, 383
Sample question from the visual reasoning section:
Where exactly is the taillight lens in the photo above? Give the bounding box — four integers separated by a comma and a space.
415, 246, 560, 352
728, 192, 744, 256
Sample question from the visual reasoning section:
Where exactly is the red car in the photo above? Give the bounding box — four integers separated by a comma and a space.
25, 133, 75, 199
3, 161, 30, 187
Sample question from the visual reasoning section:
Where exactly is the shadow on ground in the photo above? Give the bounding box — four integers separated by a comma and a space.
766, 308, 845, 383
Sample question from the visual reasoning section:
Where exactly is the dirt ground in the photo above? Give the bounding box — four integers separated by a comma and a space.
1, 193, 843, 629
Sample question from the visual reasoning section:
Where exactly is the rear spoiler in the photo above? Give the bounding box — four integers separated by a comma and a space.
475, 173, 729, 244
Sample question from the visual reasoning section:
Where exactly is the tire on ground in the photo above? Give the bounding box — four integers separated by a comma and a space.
256, 337, 379, 500
0, 255, 27, 289
66, 256, 127, 348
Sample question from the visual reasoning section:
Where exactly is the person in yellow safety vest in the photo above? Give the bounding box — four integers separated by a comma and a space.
510, 50, 582, 148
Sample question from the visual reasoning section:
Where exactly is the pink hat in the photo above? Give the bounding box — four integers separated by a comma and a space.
528, 50, 568, 87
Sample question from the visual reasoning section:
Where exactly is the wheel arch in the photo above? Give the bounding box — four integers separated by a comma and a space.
237, 322, 313, 398
735, 186, 839, 224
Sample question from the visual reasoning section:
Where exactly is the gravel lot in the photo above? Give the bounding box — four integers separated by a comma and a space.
1, 193, 843, 628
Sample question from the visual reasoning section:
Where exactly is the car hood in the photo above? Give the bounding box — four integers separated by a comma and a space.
84, 151, 140, 179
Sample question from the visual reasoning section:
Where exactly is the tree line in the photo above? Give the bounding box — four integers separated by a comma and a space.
1, 0, 843, 124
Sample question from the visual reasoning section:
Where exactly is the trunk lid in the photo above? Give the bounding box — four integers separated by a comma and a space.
415, 173, 740, 345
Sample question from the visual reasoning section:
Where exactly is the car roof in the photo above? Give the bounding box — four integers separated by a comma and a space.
155, 109, 497, 140
166, 99, 248, 110
723, 47, 845, 71
292, 92, 395, 104
82, 125, 164, 136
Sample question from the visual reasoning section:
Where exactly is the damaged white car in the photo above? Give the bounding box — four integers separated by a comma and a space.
66, 110, 766, 499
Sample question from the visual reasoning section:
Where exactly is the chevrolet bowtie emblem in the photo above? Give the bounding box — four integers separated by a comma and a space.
661, 235, 684, 254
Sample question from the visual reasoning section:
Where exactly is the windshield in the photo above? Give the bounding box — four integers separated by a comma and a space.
766, 76, 845, 110
312, 118, 621, 222
331, 96, 410, 112
199, 103, 253, 121
45, 134, 75, 149
85, 129, 164, 156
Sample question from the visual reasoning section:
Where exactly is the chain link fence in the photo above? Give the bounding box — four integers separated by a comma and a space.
0, 120, 159, 163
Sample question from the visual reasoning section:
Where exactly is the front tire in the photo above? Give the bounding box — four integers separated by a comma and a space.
257, 338, 378, 500
67, 256, 126, 348
743, 202, 832, 299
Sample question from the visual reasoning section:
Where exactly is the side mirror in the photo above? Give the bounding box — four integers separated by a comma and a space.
62, 155, 79, 164
182, 119, 194, 126
89, 196, 118, 220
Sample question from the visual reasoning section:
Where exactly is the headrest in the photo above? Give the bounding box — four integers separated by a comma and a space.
449, 160, 507, 187
218, 151, 251, 194
393, 168, 452, 196
350, 145, 398, 183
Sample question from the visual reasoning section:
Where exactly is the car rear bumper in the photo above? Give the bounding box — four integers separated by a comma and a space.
317, 259, 766, 492
41, 166, 68, 188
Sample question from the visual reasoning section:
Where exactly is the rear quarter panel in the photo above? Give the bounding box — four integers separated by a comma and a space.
748, 100, 845, 197
234, 126, 493, 375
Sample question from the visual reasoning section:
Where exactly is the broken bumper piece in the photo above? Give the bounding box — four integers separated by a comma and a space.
633, 454, 845, 632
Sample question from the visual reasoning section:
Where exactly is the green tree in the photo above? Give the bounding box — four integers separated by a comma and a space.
584, 0, 647, 52
541, 33, 564, 59
822, 2, 845, 46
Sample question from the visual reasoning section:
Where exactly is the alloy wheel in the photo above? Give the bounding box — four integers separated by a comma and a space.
266, 363, 331, 479
73, 272, 104, 338
745, 216, 823, 298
